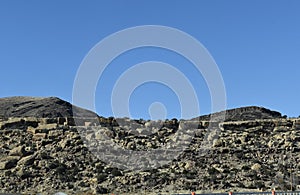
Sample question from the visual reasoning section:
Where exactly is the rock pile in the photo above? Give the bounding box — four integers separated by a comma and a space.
0, 97, 299, 194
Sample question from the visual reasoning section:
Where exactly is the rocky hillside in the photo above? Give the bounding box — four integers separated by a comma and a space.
196, 106, 282, 121
0, 97, 298, 194
0, 96, 97, 118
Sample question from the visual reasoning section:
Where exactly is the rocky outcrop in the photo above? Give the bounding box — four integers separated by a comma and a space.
1, 116, 300, 194
0, 96, 97, 118
196, 106, 282, 121
0, 97, 298, 194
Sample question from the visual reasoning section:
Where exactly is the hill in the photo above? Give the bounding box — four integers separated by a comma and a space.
0, 96, 298, 194
0, 96, 97, 118
196, 106, 282, 121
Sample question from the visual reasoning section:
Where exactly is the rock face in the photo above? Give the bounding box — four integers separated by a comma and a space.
0, 97, 299, 194
0, 96, 97, 118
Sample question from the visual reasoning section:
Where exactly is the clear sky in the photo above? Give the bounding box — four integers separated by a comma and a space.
0, 1, 300, 119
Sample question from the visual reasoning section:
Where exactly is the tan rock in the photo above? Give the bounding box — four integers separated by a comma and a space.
0, 118, 25, 129
27, 126, 37, 134
9, 146, 26, 156
33, 133, 47, 140
17, 155, 35, 166
48, 130, 63, 138
37, 123, 58, 130
0, 156, 20, 169
251, 163, 261, 171
274, 126, 290, 132
213, 139, 223, 147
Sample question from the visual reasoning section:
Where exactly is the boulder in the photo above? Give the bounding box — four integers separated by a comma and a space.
0, 156, 19, 169
17, 155, 35, 166
9, 146, 26, 156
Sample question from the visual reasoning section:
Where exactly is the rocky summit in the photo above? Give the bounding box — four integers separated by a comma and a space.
0, 96, 97, 118
0, 96, 299, 194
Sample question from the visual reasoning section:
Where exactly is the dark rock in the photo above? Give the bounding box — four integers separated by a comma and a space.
0, 96, 98, 118
95, 186, 108, 194
16, 168, 32, 179
195, 106, 282, 121
0, 156, 19, 169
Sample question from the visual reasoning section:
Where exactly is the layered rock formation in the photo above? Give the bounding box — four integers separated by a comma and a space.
0, 97, 298, 194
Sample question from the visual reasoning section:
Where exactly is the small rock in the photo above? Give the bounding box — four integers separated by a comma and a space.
0, 156, 19, 169
25, 146, 34, 155
60, 139, 71, 149
127, 142, 136, 150
33, 133, 47, 140
213, 139, 223, 147
27, 126, 38, 134
48, 130, 63, 139
9, 146, 26, 156
251, 163, 261, 171
4, 170, 12, 176
274, 126, 289, 132
95, 186, 108, 194
16, 168, 32, 179
54, 192, 67, 195
17, 154, 35, 166
184, 161, 195, 169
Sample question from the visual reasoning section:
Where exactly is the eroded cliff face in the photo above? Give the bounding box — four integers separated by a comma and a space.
1, 116, 299, 194
0, 97, 298, 194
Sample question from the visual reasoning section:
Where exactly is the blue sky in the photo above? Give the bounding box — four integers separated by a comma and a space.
0, 1, 300, 119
